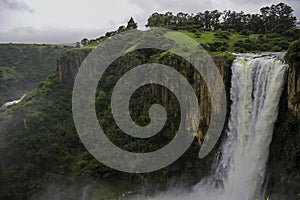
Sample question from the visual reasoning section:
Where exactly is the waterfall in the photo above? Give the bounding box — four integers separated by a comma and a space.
31, 54, 287, 200
0, 94, 26, 110
81, 184, 93, 200
144, 53, 288, 200
210, 53, 288, 200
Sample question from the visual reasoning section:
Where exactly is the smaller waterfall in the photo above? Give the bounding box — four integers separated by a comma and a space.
0, 94, 26, 110
81, 184, 92, 200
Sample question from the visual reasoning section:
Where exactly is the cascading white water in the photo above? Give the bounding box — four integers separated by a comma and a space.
33, 54, 287, 200
81, 184, 93, 200
143, 53, 288, 200
212, 53, 288, 200
0, 94, 26, 110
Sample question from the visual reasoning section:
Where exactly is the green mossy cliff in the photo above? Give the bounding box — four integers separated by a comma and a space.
287, 59, 300, 117
268, 51, 300, 199
55, 47, 300, 198
1, 43, 299, 199
56, 48, 234, 128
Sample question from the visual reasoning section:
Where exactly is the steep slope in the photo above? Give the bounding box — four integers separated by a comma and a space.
0, 44, 69, 105
0, 44, 233, 199
267, 40, 300, 199
0, 38, 299, 200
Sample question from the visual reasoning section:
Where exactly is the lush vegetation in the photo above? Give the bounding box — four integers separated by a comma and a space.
144, 3, 300, 53
77, 3, 300, 54
178, 30, 300, 53
146, 3, 296, 34
0, 44, 69, 105
77, 17, 138, 47
286, 39, 300, 64
0, 47, 227, 199
0, 2, 299, 200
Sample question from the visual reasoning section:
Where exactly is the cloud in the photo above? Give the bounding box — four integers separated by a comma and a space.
0, 26, 106, 44
130, 0, 299, 28
0, 0, 34, 13
0, 0, 299, 44
130, 0, 213, 13
130, 0, 299, 18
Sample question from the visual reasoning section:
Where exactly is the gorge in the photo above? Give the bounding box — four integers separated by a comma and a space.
0, 41, 299, 200
141, 53, 288, 200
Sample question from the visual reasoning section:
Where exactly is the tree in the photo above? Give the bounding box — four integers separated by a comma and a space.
81, 38, 89, 46
126, 17, 138, 29
75, 42, 80, 48
146, 12, 160, 27
117, 25, 126, 33
210, 10, 222, 30
260, 3, 296, 33
286, 39, 300, 63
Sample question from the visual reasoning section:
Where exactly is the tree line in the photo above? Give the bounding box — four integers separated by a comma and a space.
78, 17, 138, 47
146, 3, 297, 34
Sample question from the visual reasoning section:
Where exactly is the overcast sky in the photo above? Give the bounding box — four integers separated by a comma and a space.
0, 0, 299, 44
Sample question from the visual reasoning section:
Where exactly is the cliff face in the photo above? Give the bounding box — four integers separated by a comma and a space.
54, 49, 234, 189
56, 49, 299, 197
268, 60, 300, 199
287, 61, 300, 118
57, 49, 91, 82
56, 49, 233, 128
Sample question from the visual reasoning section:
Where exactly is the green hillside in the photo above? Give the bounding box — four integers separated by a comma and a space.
0, 44, 69, 105
0, 2, 299, 199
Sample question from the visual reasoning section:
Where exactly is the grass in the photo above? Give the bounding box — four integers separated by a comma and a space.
0, 43, 67, 48
0, 66, 20, 81
75, 30, 260, 56
180, 30, 259, 51
0, 43, 69, 104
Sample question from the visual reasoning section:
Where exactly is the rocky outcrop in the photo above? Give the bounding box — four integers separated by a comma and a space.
287, 61, 300, 118
268, 58, 300, 199
56, 49, 234, 127
56, 48, 299, 198
57, 49, 91, 82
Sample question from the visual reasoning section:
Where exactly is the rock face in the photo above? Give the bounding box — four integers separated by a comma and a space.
56, 49, 233, 128
57, 49, 91, 82
268, 59, 300, 199
287, 61, 300, 118
56, 49, 299, 197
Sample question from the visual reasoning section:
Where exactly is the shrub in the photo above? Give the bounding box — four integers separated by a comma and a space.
261, 43, 271, 51
207, 41, 229, 51
286, 39, 300, 63
240, 29, 251, 36
273, 24, 286, 34
283, 29, 300, 41
234, 39, 256, 51
277, 40, 290, 50
292, 91, 300, 105
199, 43, 209, 50
214, 31, 230, 40
257, 35, 271, 44
267, 33, 281, 39
271, 45, 283, 52
188, 28, 198, 33
233, 47, 246, 53
194, 32, 202, 38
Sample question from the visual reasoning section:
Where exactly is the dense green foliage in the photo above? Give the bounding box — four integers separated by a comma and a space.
268, 98, 300, 199
79, 17, 138, 47
0, 72, 141, 199
0, 3, 299, 199
286, 39, 300, 64
0, 44, 69, 105
0, 48, 229, 199
146, 3, 296, 34
179, 29, 299, 53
